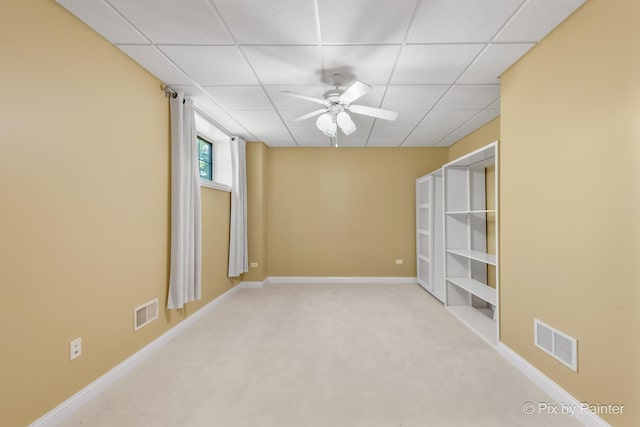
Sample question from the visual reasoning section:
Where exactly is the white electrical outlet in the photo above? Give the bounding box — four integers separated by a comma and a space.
250, 262, 258, 268
70, 337, 82, 360
395, 259, 403, 265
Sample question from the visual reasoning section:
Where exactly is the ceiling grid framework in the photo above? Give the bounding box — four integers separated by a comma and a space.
56, 0, 586, 147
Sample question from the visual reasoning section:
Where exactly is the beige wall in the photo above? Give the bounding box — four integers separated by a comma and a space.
266, 148, 448, 276
0, 1, 237, 425
448, 117, 500, 161
500, 0, 639, 425
245, 142, 269, 281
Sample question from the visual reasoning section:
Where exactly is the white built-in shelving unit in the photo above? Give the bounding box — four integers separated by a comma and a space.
443, 142, 498, 345
415, 169, 444, 302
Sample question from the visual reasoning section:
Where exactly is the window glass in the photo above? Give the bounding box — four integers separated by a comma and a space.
194, 112, 232, 188
198, 137, 213, 181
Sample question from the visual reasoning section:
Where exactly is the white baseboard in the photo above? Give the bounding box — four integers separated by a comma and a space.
30, 281, 259, 427
265, 276, 417, 285
498, 343, 611, 427
239, 281, 264, 288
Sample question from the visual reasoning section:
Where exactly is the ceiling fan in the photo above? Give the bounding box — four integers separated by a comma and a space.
281, 74, 398, 138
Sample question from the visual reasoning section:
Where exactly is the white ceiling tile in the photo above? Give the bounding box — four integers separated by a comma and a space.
289, 127, 326, 140
367, 139, 403, 147
436, 85, 500, 109
265, 86, 327, 110
460, 109, 500, 129
203, 86, 272, 110
171, 85, 205, 97
227, 110, 284, 129
191, 95, 248, 127
487, 99, 500, 110
369, 126, 413, 141
297, 140, 332, 147
439, 128, 474, 146
382, 85, 449, 110
495, 0, 586, 42
318, 0, 418, 44
458, 43, 534, 84
265, 140, 298, 147
393, 44, 484, 84
402, 135, 441, 147
375, 110, 426, 128
108, 0, 231, 44
159, 46, 257, 85
226, 128, 256, 141
251, 127, 293, 141
335, 139, 367, 148
420, 109, 482, 127
323, 45, 401, 85
436, 109, 500, 147
175, 86, 255, 134
408, 126, 455, 141
56, 0, 148, 44
117, 45, 192, 85
408, 0, 523, 43
436, 134, 464, 147
242, 46, 322, 85
214, 0, 317, 44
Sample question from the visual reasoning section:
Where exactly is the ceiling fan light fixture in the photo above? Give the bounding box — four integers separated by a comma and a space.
316, 112, 337, 137
336, 112, 356, 135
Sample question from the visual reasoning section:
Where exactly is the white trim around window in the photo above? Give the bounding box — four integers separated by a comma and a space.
199, 179, 231, 192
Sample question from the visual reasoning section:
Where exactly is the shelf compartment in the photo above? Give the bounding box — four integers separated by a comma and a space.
447, 306, 497, 346
446, 277, 496, 305
446, 249, 496, 265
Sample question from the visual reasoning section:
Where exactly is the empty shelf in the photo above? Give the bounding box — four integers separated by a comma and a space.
446, 249, 497, 265
446, 277, 496, 305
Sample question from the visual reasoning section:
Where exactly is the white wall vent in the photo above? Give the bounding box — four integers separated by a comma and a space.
534, 318, 577, 372
134, 298, 158, 331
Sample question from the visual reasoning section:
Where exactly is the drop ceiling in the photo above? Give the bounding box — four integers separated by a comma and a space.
56, 0, 585, 147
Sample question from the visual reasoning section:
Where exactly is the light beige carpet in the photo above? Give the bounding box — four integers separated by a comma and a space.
63, 283, 580, 427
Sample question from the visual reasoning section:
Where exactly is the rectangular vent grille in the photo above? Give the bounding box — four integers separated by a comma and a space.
134, 298, 158, 331
534, 318, 577, 372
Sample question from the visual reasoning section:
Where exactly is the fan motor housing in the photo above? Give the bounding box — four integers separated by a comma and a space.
323, 89, 344, 105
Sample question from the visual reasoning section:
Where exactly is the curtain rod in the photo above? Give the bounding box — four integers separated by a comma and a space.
163, 86, 178, 99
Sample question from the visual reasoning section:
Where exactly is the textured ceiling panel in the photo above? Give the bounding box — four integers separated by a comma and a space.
159, 46, 258, 85
393, 44, 484, 84
56, 0, 584, 146
108, 0, 231, 44
408, 0, 523, 43
318, 0, 418, 44
56, 0, 148, 44
213, 0, 317, 44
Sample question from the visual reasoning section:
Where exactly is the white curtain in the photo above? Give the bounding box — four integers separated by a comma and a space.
228, 136, 248, 277
167, 92, 202, 309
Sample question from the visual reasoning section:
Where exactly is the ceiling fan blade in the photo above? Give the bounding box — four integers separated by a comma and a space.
292, 109, 328, 122
280, 91, 327, 106
348, 104, 398, 121
339, 81, 373, 104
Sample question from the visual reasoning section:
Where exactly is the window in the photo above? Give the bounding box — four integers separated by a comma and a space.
198, 137, 213, 181
194, 111, 232, 191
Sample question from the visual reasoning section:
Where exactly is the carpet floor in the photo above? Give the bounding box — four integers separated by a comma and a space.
63, 283, 580, 427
